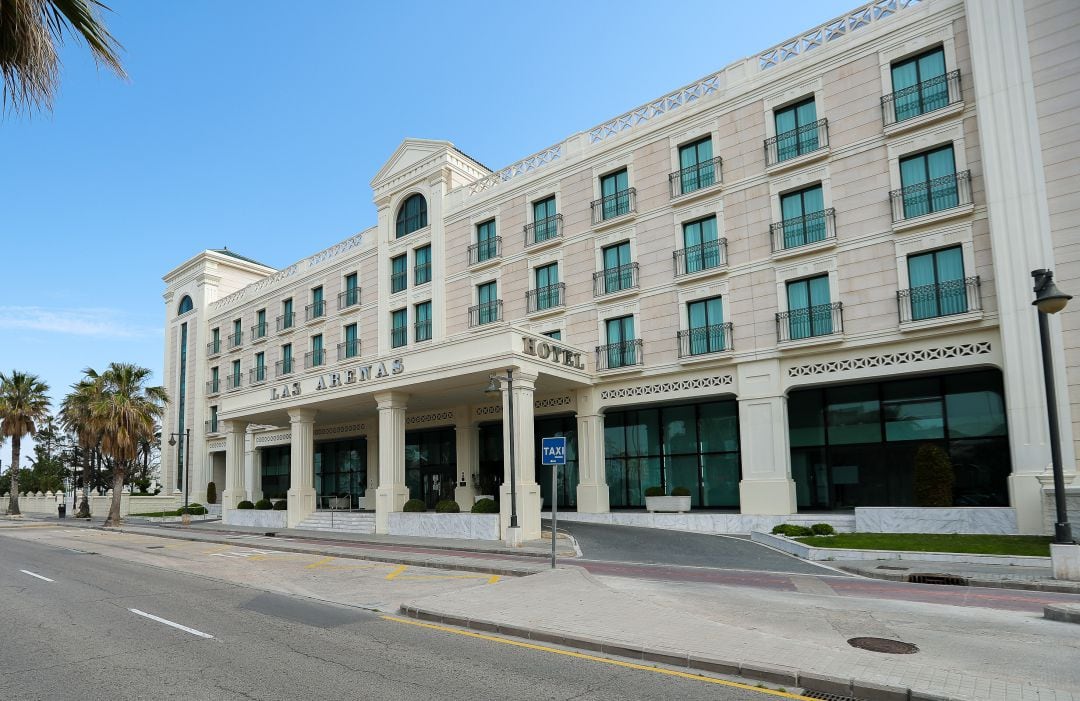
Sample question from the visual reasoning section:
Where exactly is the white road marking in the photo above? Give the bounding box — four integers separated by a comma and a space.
128, 609, 214, 639
19, 570, 54, 582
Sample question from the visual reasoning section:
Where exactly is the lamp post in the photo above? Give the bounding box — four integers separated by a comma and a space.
167, 429, 192, 511
1031, 269, 1074, 544
485, 369, 519, 531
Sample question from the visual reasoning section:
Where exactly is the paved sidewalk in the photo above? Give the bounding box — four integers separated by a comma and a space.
400, 566, 1080, 701
834, 557, 1080, 594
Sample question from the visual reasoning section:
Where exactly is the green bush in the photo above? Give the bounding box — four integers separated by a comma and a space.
471, 498, 498, 514
810, 523, 835, 536
403, 499, 426, 512
255, 499, 273, 510
435, 500, 460, 513
914, 443, 954, 507
272, 499, 287, 511
643, 486, 665, 498
179, 503, 208, 516
670, 486, 691, 497
206, 482, 217, 505
237, 500, 255, 510
771, 523, 813, 537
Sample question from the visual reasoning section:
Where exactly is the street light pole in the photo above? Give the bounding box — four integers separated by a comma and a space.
485, 370, 519, 532
168, 429, 192, 512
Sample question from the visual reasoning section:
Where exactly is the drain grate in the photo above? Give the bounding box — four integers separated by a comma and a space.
907, 573, 968, 586
803, 692, 858, 701
847, 637, 919, 654
146, 545, 165, 549
875, 565, 909, 571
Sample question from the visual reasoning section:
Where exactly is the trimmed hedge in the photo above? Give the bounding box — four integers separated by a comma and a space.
272, 499, 287, 511
435, 499, 460, 513
237, 500, 255, 510
471, 498, 498, 514
771, 523, 813, 537
810, 523, 835, 536
179, 503, 208, 516
206, 481, 217, 505
255, 498, 273, 510
670, 486, 691, 497
403, 499, 426, 513
643, 485, 665, 498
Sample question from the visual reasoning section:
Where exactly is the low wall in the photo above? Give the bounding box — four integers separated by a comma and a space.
388, 512, 500, 541
855, 507, 1018, 535
224, 509, 288, 529
544, 511, 856, 535
1, 492, 180, 517
1043, 486, 1080, 536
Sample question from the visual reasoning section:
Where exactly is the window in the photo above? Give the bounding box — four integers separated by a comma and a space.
476, 281, 499, 325
280, 343, 293, 375
415, 301, 432, 342
177, 295, 193, 315
231, 318, 242, 347
600, 241, 635, 294
253, 352, 266, 383
542, 330, 562, 341
603, 315, 638, 369
899, 145, 958, 218
533, 263, 560, 311
396, 193, 427, 237
680, 216, 721, 274
230, 359, 241, 389
532, 196, 559, 242
774, 98, 819, 162
785, 275, 833, 340
391, 254, 407, 294
907, 246, 968, 320
391, 309, 408, 348
209, 327, 221, 354
281, 298, 294, 330
891, 47, 948, 123
677, 137, 716, 194
254, 308, 267, 339
310, 334, 324, 368
209, 405, 218, 434
342, 272, 359, 308
210, 366, 220, 393
600, 169, 631, 220
475, 219, 498, 262
684, 297, 726, 356
414, 245, 431, 285
343, 323, 359, 358
779, 185, 827, 249
308, 286, 325, 320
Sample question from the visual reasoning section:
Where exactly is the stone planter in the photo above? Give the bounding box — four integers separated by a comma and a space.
474, 494, 495, 503
645, 495, 691, 513
224, 509, 288, 529
388, 512, 500, 540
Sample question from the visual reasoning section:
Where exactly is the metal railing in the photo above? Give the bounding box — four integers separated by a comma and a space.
677, 323, 733, 357
227, 331, 242, 349
590, 188, 636, 224
770, 209, 836, 252
596, 339, 644, 370
276, 313, 295, 332
526, 283, 565, 313
765, 118, 829, 166
669, 156, 722, 197
390, 325, 407, 348
414, 319, 432, 342
226, 373, 243, 391
304, 349, 325, 369
390, 270, 407, 294
468, 237, 501, 265
204, 419, 220, 435
776, 302, 844, 342
337, 339, 360, 360
890, 170, 972, 222
206, 378, 220, 394
593, 263, 639, 296
882, 70, 962, 127
897, 276, 981, 323
250, 322, 268, 341
338, 288, 360, 310
673, 239, 727, 276
207, 339, 221, 356
525, 214, 563, 246
249, 366, 267, 384
469, 300, 503, 327
275, 358, 294, 377
414, 262, 431, 285
305, 300, 325, 321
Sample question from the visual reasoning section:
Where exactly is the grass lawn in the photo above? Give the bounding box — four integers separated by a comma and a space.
794, 533, 1052, 557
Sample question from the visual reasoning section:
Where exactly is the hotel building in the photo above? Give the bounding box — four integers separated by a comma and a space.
161, 0, 1079, 540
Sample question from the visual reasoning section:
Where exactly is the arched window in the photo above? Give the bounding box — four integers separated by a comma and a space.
177, 295, 194, 315
395, 194, 428, 238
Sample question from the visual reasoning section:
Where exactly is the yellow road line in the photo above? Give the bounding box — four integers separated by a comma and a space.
393, 574, 487, 582
385, 565, 407, 580
487, 575, 501, 585
381, 615, 816, 700
305, 556, 335, 569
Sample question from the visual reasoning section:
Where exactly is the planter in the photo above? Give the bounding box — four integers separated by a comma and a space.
388, 512, 500, 540
645, 495, 691, 513
224, 509, 288, 528
474, 494, 495, 503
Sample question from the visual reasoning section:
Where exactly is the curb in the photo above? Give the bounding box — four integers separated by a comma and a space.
1044, 603, 1080, 624
397, 604, 961, 701
839, 564, 1080, 594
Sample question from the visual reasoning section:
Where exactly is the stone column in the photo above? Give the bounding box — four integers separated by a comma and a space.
575, 386, 609, 513
736, 360, 796, 515
454, 410, 479, 508
286, 408, 317, 527
374, 392, 409, 533
245, 427, 263, 504
500, 370, 541, 544
221, 420, 248, 510
363, 424, 378, 511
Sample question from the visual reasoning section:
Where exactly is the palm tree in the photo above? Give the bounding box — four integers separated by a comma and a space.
59, 370, 102, 518
0, 0, 126, 115
0, 370, 51, 515
89, 363, 166, 526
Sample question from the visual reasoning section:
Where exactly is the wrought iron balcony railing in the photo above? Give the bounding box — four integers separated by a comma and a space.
765, 118, 829, 166
204, 419, 220, 435
469, 300, 503, 327
390, 325, 407, 348
414, 320, 432, 342
596, 339, 643, 370
207, 339, 221, 356
776, 302, 844, 342
227, 331, 242, 349
337, 339, 361, 360
414, 263, 431, 285
250, 322, 268, 341
890, 170, 972, 222
390, 270, 407, 294
206, 378, 220, 394
275, 358, 294, 377
304, 349, 325, 369
593, 263, 639, 296
468, 237, 501, 265
276, 313, 295, 332
526, 283, 565, 313
677, 323, 733, 358
249, 366, 267, 384
673, 239, 727, 276
882, 70, 962, 127
897, 276, 981, 323
590, 188, 636, 224
770, 209, 836, 252
226, 373, 243, 391
305, 300, 326, 322
338, 288, 360, 310
525, 214, 563, 246
669, 156, 722, 198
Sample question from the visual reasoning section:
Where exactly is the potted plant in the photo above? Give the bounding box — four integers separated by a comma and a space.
644, 486, 692, 513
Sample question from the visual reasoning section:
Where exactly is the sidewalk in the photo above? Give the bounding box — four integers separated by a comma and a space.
832, 558, 1080, 594
399, 566, 1080, 701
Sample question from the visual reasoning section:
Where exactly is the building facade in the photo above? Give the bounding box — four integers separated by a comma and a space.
161, 0, 1079, 539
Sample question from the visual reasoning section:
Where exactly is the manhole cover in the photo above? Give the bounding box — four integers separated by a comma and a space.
847, 637, 919, 654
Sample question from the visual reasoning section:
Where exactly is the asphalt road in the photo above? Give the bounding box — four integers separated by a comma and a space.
0, 535, 797, 701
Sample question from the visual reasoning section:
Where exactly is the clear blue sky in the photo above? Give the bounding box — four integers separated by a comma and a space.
0, 0, 857, 469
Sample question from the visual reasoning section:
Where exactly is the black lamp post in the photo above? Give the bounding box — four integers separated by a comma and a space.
167, 429, 191, 511
1032, 269, 1074, 544
486, 369, 519, 530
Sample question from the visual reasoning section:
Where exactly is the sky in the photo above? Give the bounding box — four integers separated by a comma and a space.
0, 0, 858, 470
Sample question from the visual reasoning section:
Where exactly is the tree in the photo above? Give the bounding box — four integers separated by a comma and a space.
0, 0, 126, 115
60, 371, 103, 517
88, 363, 166, 526
0, 370, 51, 515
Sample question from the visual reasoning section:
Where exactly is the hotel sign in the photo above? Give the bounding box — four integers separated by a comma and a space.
270, 358, 404, 400
522, 336, 586, 370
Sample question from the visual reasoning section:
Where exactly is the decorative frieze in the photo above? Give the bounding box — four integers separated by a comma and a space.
314, 423, 365, 436
253, 433, 289, 445
468, 145, 563, 195
587, 75, 721, 144
600, 375, 733, 401
405, 411, 455, 426
787, 342, 992, 378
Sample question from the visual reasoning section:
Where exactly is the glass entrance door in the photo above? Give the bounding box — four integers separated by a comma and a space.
314, 438, 367, 509
405, 427, 457, 508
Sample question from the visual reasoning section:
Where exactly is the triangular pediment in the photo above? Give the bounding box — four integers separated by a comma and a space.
370, 138, 458, 188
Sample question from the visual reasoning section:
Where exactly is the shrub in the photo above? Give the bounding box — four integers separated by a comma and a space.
272, 499, 287, 511
206, 482, 217, 505
771, 523, 813, 537
810, 523, 835, 536
255, 498, 273, 510
435, 500, 460, 513
643, 486, 665, 498
471, 498, 498, 514
670, 486, 691, 497
403, 499, 426, 512
237, 500, 255, 510
914, 443, 954, 507
179, 503, 207, 516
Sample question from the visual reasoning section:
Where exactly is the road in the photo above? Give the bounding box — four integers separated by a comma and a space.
0, 531, 807, 701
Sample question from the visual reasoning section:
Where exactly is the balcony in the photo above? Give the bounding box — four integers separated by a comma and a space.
249, 366, 268, 385
276, 313, 295, 333
414, 320, 432, 342
390, 270, 407, 294
469, 300, 503, 327
250, 322, 268, 342
590, 188, 636, 225
226, 374, 243, 391
525, 214, 563, 246
337, 339, 360, 360
593, 263, 639, 297
677, 323, 734, 358
338, 288, 360, 310
765, 118, 829, 168
882, 70, 962, 128
391, 326, 407, 348
770, 209, 836, 253
526, 283, 565, 313
673, 239, 727, 277
275, 358, 294, 377
776, 302, 844, 343
468, 237, 501, 265
204, 419, 220, 435
890, 171, 972, 223
669, 156, 722, 199
897, 277, 981, 324
304, 349, 325, 369
227, 331, 242, 349
207, 339, 221, 356
596, 339, 643, 371
414, 263, 431, 286
305, 300, 326, 322
206, 378, 220, 395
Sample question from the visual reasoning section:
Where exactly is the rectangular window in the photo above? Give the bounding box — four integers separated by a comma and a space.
601, 241, 634, 293
774, 98, 819, 162
906, 246, 967, 320
282, 298, 294, 330
309, 286, 325, 320
899, 145, 958, 218
255, 309, 267, 338
891, 47, 947, 123
254, 352, 266, 382
532, 196, 558, 242
779, 185, 827, 249
786, 275, 832, 340
231, 318, 242, 347
391, 254, 407, 294
210, 366, 219, 393
415, 301, 432, 342
281, 343, 293, 374
343, 273, 359, 307
600, 169, 630, 220
343, 323, 359, 358
476, 219, 498, 261
685, 297, 726, 355
681, 216, 721, 273
210, 327, 220, 353
391, 308, 407, 348
414, 245, 431, 285
311, 334, 324, 367
477, 281, 499, 325
209, 405, 218, 433
542, 330, 562, 341
604, 315, 637, 368
677, 137, 716, 194
533, 263, 560, 311
231, 359, 241, 388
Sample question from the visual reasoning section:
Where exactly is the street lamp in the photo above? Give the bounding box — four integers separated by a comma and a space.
167, 428, 192, 511
485, 369, 519, 530
1032, 269, 1074, 544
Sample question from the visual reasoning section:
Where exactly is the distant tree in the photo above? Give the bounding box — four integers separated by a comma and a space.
60, 371, 103, 518
0, 370, 51, 515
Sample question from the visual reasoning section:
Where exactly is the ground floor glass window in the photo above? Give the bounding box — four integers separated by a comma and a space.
405, 427, 456, 508
534, 414, 578, 510
260, 445, 290, 498
314, 438, 366, 509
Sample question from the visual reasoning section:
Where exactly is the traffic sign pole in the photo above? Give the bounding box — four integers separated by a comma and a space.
551, 462, 557, 569
540, 436, 567, 570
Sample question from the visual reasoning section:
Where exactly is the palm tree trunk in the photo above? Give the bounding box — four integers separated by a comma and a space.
103, 463, 126, 527
77, 441, 91, 518
7, 434, 21, 516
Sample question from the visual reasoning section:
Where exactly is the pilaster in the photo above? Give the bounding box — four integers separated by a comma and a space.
221, 420, 248, 510
374, 392, 409, 533
575, 389, 609, 513
286, 408, 317, 527
736, 360, 796, 515
454, 409, 479, 508
499, 370, 542, 544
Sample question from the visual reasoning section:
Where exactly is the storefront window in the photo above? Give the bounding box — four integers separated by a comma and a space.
405, 428, 456, 508
260, 445, 290, 499
314, 438, 366, 509
535, 415, 578, 509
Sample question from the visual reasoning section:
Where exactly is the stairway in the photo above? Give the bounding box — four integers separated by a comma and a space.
295, 510, 376, 534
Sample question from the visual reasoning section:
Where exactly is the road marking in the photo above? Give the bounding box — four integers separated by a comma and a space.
381, 615, 813, 699
385, 564, 407, 580
487, 575, 501, 585
128, 609, 214, 639
305, 556, 335, 569
19, 570, 54, 582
